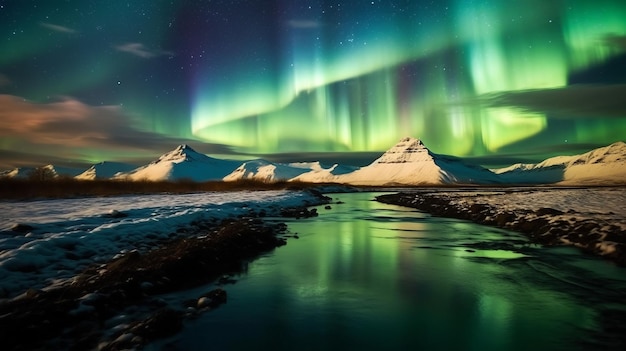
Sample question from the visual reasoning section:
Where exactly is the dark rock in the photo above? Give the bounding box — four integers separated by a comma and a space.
198, 288, 227, 309
518, 218, 549, 233
495, 212, 516, 227
10, 223, 34, 233
536, 208, 564, 216
130, 308, 183, 340
604, 231, 626, 244
324, 205, 332, 210
280, 207, 319, 218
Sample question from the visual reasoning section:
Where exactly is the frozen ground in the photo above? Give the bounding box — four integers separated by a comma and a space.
0, 190, 324, 298
378, 187, 626, 263
439, 187, 626, 219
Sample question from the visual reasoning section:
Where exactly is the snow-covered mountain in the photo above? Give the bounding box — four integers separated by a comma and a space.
335, 137, 499, 185
0, 167, 33, 179
224, 160, 358, 183
75, 161, 137, 180
494, 141, 626, 185
223, 159, 312, 182
290, 162, 358, 183
115, 144, 241, 182
0, 165, 82, 179
5, 139, 624, 186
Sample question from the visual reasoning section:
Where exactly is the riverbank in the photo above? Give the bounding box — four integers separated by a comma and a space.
0, 188, 331, 350
0, 215, 312, 350
376, 188, 626, 265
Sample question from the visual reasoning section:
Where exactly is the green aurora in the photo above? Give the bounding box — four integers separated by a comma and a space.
1, 0, 625, 167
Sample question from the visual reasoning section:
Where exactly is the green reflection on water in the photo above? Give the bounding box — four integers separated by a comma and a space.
169, 192, 611, 351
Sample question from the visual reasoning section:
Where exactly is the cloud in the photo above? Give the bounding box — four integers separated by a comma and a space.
0, 95, 233, 167
287, 20, 322, 29
40, 22, 77, 34
481, 84, 626, 119
115, 43, 174, 59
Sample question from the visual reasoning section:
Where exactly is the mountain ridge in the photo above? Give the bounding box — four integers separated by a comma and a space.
2, 139, 625, 185
493, 141, 626, 184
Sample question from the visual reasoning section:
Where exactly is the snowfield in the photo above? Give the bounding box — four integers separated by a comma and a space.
0, 190, 325, 298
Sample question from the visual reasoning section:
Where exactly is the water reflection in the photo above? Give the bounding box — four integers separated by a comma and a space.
164, 192, 624, 351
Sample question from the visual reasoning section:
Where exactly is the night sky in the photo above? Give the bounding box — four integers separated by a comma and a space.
1, 0, 625, 169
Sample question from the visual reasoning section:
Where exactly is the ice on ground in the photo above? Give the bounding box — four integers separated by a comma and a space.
0, 190, 323, 298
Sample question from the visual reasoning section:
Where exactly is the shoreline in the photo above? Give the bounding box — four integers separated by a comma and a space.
0, 209, 323, 350
376, 190, 626, 265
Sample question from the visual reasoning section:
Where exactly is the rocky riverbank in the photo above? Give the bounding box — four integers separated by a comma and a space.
0, 215, 312, 350
376, 190, 626, 265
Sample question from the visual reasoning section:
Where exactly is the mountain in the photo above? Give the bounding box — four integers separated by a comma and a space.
335, 137, 500, 185
75, 161, 137, 180
290, 162, 358, 183
0, 167, 34, 179
115, 144, 241, 182
0, 165, 82, 179
494, 141, 626, 185
223, 159, 312, 182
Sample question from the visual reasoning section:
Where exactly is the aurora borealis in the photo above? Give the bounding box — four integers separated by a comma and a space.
1, 0, 625, 168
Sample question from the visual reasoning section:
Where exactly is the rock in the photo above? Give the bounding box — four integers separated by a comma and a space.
518, 218, 549, 233
130, 308, 183, 340
495, 212, 516, 227
197, 288, 227, 309
324, 205, 332, 210
280, 207, 319, 218
536, 207, 564, 216
104, 210, 128, 218
10, 223, 34, 233
197, 296, 212, 309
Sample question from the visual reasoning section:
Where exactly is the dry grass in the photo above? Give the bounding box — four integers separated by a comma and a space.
0, 178, 319, 200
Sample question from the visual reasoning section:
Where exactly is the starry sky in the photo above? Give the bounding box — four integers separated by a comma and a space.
1, 0, 625, 169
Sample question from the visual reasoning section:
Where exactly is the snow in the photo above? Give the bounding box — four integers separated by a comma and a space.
223, 159, 311, 182
423, 187, 626, 257
291, 162, 357, 183
436, 188, 626, 217
0, 189, 325, 298
493, 141, 626, 185
0, 167, 33, 179
3, 139, 624, 186
335, 137, 499, 185
115, 144, 241, 182
75, 161, 137, 180
1, 165, 82, 179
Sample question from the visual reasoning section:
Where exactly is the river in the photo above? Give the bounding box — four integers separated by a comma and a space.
159, 192, 626, 350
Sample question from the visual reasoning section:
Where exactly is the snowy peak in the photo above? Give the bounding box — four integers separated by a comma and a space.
494, 141, 626, 185
0, 167, 33, 179
337, 137, 499, 185
154, 144, 204, 164
223, 159, 311, 182
75, 161, 137, 180
566, 141, 626, 166
375, 137, 432, 164
115, 145, 241, 181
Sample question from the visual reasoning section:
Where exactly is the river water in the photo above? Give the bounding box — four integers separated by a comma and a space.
161, 192, 626, 350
